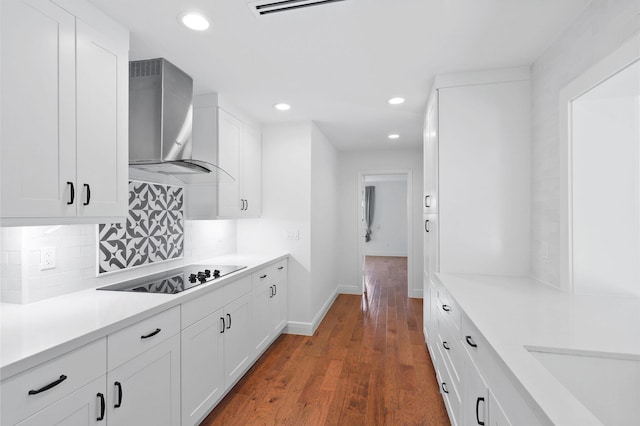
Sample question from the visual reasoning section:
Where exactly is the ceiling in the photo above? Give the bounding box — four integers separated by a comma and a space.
88, 0, 590, 151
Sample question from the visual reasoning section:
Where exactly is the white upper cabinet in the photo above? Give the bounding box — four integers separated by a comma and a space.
218, 108, 261, 218
187, 97, 261, 219
240, 123, 262, 217
423, 91, 439, 215
1, 0, 128, 225
424, 69, 531, 278
1, 0, 77, 220
75, 19, 128, 218
217, 108, 243, 217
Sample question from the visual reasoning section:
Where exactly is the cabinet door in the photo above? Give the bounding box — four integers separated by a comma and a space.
223, 292, 252, 388
271, 277, 287, 335
217, 108, 242, 218
488, 390, 512, 426
1, 0, 76, 218
464, 356, 489, 426
252, 283, 272, 356
75, 19, 128, 218
108, 334, 180, 426
424, 91, 439, 214
424, 213, 439, 284
16, 376, 106, 426
241, 124, 261, 217
181, 309, 225, 426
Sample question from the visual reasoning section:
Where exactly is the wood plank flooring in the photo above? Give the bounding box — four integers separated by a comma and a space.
201, 256, 450, 425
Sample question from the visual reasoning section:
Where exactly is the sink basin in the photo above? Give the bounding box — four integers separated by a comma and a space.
525, 346, 640, 425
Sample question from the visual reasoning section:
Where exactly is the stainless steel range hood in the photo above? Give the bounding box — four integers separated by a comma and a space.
128, 58, 233, 184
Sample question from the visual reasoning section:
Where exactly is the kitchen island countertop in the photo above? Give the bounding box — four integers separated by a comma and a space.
436, 273, 640, 426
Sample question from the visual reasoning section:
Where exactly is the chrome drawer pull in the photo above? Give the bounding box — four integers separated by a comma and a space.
442, 341, 450, 350
441, 382, 448, 394
442, 304, 451, 312
28, 374, 67, 395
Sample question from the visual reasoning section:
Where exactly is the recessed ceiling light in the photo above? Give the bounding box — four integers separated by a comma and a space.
180, 12, 210, 31
274, 103, 291, 111
388, 97, 405, 105
388, 134, 400, 140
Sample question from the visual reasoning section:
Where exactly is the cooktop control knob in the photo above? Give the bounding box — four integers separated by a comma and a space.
189, 273, 197, 283
197, 273, 207, 283
204, 269, 211, 277
213, 269, 221, 278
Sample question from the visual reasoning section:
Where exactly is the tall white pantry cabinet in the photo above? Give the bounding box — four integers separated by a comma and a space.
423, 68, 532, 425
1, 0, 129, 225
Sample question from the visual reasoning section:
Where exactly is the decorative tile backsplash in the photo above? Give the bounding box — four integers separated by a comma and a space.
98, 181, 184, 274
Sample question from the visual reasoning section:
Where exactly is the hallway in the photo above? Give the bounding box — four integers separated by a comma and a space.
201, 256, 449, 425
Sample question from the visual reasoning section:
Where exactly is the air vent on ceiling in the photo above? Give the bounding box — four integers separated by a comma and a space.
248, 0, 347, 16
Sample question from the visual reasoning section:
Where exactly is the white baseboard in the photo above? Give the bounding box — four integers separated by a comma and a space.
284, 288, 339, 336
364, 251, 408, 257
338, 285, 362, 295
409, 288, 423, 299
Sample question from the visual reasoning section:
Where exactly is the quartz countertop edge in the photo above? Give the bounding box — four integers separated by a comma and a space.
0, 252, 289, 380
435, 272, 640, 426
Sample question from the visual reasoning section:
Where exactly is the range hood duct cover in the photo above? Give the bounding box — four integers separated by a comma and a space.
128, 58, 233, 184
248, 0, 347, 16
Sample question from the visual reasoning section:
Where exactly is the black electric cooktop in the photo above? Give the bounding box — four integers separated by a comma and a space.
97, 264, 246, 294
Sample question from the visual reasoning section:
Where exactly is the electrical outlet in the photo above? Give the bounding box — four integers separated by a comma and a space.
285, 229, 299, 240
40, 247, 56, 270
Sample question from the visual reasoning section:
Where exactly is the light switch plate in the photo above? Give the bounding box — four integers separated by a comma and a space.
285, 229, 300, 240
40, 247, 56, 270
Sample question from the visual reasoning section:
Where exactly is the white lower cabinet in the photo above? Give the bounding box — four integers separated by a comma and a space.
463, 353, 489, 426
1, 339, 107, 426
16, 376, 107, 426
488, 390, 512, 426
1, 259, 289, 426
222, 292, 252, 388
107, 310, 181, 426
426, 283, 544, 426
251, 260, 288, 356
181, 308, 225, 426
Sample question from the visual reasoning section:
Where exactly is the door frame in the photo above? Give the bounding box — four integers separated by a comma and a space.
357, 169, 414, 297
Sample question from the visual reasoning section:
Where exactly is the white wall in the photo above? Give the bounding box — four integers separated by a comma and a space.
236, 123, 313, 327
0, 220, 237, 303
336, 148, 423, 297
530, 0, 640, 287
363, 177, 408, 257
310, 123, 339, 322
237, 122, 340, 334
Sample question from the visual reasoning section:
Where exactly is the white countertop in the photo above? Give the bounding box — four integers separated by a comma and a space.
436, 273, 640, 426
0, 252, 288, 380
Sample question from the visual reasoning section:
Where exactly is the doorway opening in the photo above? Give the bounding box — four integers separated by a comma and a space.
358, 171, 412, 299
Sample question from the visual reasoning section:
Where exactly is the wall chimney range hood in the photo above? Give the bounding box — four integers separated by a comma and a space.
128, 58, 233, 184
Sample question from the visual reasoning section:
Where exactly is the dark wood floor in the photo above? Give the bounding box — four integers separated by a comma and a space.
201, 256, 449, 425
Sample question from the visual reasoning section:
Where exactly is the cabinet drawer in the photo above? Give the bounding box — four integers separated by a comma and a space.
181, 286, 225, 329
252, 264, 277, 288
1, 338, 106, 426
436, 343, 461, 426
274, 260, 287, 281
461, 313, 491, 372
108, 306, 180, 370
437, 314, 463, 385
436, 286, 461, 330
